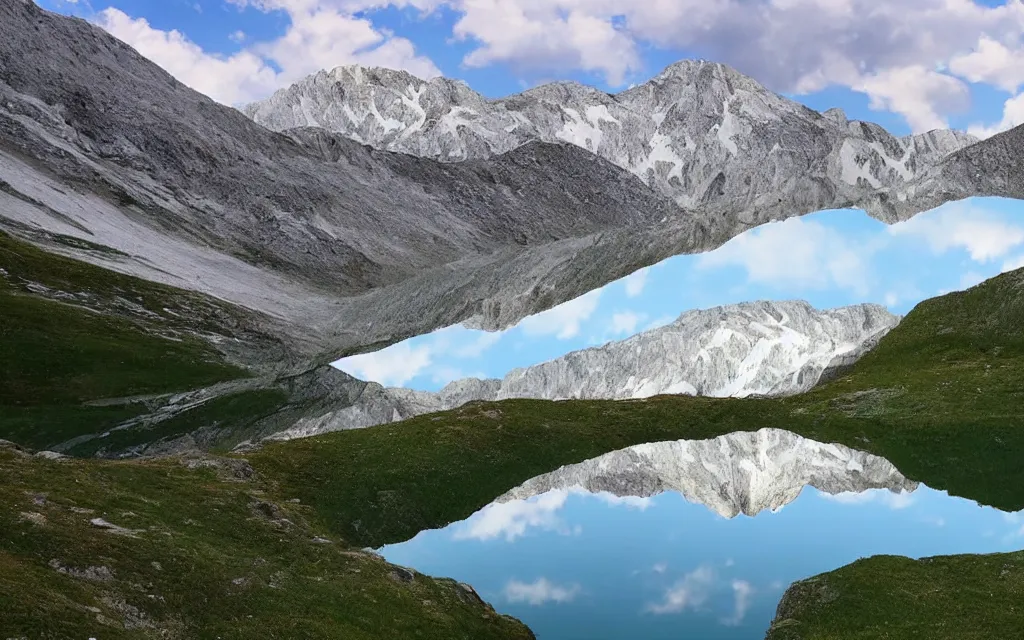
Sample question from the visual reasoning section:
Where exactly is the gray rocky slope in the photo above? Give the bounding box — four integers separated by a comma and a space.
258, 301, 899, 442
246, 64, 977, 215
492, 428, 919, 519
1, 2, 1022, 374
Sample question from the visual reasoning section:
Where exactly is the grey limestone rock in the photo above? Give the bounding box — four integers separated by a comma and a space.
493, 428, 919, 519
261, 301, 899, 442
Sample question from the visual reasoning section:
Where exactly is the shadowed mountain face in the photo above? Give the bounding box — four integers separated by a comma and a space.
493, 428, 919, 519
259, 301, 899, 443
1, 1, 1022, 371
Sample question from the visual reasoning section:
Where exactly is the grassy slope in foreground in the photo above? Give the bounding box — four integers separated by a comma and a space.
0, 230, 275, 450
765, 552, 1024, 640
0, 444, 533, 639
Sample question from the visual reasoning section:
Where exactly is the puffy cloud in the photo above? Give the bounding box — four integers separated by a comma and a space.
1002, 254, 1024, 273
721, 580, 754, 626
334, 341, 432, 386
453, 491, 571, 541
518, 289, 601, 340
95, 2, 439, 106
608, 311, 648, 336
819, 488, 917, 510
852, 65, 970, 133
695, 217, 875, 296
623, 267, 650, 298
888, 202, 1024, 262
504, 578, 581, 605
646, 565, 715, 614
97, 8, 281, 105
949, 36, 1024, 93
968, 92, 1024, 139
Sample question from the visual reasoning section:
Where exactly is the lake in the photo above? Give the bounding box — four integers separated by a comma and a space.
379, 429, 1024, 639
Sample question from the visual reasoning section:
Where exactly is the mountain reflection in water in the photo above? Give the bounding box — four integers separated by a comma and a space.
379, 430, 1024, 639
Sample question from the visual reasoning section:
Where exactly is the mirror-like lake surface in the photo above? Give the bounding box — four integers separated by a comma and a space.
379, 431, 1024, 639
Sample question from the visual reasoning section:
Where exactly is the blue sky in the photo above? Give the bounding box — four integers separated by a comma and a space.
379, 484, 1024, 639
36, 0, 1024, 389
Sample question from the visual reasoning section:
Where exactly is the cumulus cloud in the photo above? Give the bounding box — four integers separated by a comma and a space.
1002, 254, 1024, 273
518, 290, 601, 340
453, 491, 572, 542
646, 565, 715, 614
721, 580, 754, 626
97, 8, 281, 105
623, 267, 650, 298
968, 93, 1024, 139
95, 1, 439, 105
949, 36, 1024, 94
888, 202, 1024, 262
819, 488, 917, 510
695, 217, 874, 296
334, 341, 432, 386
608, 311, 648, 336
504, 578, 581, 605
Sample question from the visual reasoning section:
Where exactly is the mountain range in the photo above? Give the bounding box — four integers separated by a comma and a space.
1, 0, 1022, 374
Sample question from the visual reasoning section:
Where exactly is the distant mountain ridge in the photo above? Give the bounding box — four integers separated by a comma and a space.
257, 300, 899, 443
245, 61, 977, 222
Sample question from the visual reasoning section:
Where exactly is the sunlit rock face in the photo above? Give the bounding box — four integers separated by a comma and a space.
260, 301, 898, 442
495, 428, 918, 519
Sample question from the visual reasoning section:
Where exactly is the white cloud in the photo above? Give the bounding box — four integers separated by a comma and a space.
623, 267, 650, 298
452, 330, 504, 358
819, 488, 917, 510
333, 341, 431, 386
451, 0, 640, 85
646, 565, 715, 614
590, 491, 653, 510
721, 580, 754, 626
504, 578, 581, 605
518, 289, 601, 340
652, 562, 668, 574
608, 311, 648, 336
852, 65, 969, 132
453, 491, 571, 542
696, 217, 874, 296
968, 92, 1024, 139
960, 270, 985, 290
1002, 254, 1024, 273
96, 9, 281, 105
229, 30, 247, 43
949, 36, 1024, 93
889, 202, 1024, 262
95, 2, 439, 106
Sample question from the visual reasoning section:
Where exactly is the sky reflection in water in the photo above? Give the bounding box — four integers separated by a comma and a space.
380, 486, 1024, 639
